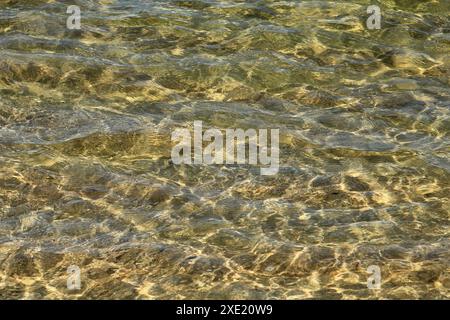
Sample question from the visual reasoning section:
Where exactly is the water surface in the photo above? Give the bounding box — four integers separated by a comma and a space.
0, 0, 449, 299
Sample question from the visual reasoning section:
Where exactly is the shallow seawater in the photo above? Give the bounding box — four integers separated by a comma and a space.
0, 0, 449, 299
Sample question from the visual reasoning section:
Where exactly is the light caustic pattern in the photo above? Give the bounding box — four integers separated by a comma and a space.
0, 0, 449, 299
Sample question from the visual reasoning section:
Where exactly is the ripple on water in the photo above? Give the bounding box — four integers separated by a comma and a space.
0, 0, 449, 299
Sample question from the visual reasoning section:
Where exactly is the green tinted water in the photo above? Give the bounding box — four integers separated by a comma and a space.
0, 0, 449, 299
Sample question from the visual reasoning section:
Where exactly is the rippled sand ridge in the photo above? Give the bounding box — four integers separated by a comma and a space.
0, 0, 449, 299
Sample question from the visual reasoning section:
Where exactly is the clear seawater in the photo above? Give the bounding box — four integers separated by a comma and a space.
0, 0, 449, 299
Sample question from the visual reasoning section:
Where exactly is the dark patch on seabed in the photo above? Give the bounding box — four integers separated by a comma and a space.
0, 0, 449, 299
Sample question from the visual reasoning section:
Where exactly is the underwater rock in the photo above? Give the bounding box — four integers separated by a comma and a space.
0, 283, 26, 300
82, 279, 137, 300
344, 176, 370, 192
4, 249, 37, 277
